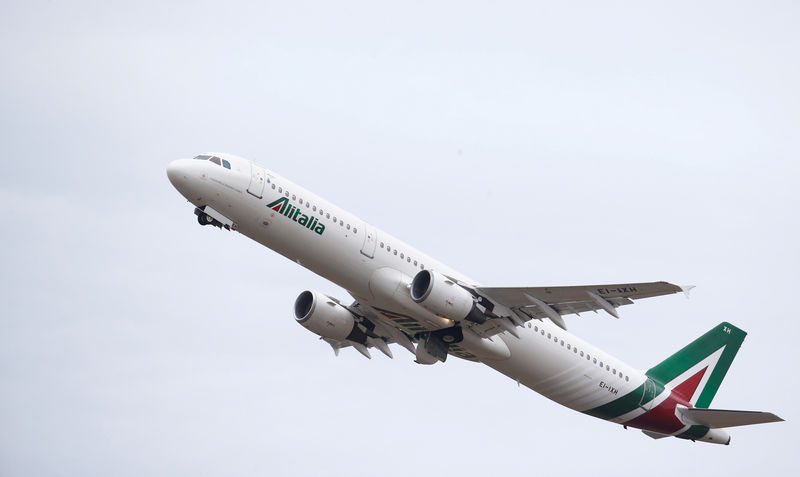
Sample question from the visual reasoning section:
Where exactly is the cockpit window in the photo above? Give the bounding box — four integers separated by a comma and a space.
193, 154, 231, 169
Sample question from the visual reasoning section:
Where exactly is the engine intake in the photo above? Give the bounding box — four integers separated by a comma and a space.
410, 270, 486, 323
294, 290, 358, 342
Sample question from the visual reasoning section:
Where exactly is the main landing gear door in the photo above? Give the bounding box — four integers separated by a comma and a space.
360, 223, 377, 259
247, 163, 266, 199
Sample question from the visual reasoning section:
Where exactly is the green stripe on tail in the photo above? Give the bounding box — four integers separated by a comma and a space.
585, 322, 748, 420
646, 322, 746, 408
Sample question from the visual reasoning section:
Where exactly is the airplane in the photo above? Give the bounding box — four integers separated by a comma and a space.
166, 152, 783, 445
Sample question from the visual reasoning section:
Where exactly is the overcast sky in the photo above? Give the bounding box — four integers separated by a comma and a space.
1, 1, 798, 475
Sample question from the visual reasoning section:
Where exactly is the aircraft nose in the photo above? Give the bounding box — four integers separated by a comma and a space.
166, 159, 192, 190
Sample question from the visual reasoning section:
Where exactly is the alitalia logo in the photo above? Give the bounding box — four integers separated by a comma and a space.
266, 197, 326, 235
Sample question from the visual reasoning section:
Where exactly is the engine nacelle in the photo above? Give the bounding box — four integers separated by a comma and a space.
367, 267, 455, 329
294, 290, 356, 342
410, 270, 485, 323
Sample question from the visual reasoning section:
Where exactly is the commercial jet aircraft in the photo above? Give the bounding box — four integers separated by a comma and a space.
167, 153, 783, 445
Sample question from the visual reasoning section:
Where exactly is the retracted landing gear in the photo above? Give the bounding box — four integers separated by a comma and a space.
194, 207, 220, 227
193, 206, 238, 231
194, 205, 238, 231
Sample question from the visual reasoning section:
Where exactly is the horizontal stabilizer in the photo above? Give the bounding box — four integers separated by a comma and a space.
678, 407, 784, 429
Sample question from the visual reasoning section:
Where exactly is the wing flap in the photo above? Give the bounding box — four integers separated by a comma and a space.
478, 281, 681, 320
467, 281, 682, 336
478, 281, 682, 307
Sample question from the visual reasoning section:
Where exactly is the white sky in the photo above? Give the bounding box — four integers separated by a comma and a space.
1, 1, 798, 475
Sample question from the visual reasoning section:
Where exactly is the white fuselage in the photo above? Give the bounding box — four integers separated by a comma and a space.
167, 154, 649, 418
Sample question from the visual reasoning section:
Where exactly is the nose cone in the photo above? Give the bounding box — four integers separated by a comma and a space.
167, 159, 187, 186
166, 159, 195, 197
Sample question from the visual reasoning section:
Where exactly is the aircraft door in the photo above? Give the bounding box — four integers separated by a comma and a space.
639, 378, 656, 412
360, 223, 377, 259
247, 163, 266, 199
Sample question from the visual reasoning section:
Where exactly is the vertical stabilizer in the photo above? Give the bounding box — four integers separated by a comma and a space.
646, 322, 746, 408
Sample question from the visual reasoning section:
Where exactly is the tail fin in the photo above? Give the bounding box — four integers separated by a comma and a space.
646, 322, 746, 408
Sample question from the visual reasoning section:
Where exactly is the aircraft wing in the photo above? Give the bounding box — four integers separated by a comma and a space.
474, 281, 685, 331
323, 282, 685, 360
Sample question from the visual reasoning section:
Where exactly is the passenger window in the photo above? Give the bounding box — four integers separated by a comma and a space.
278, 187, 283, 193
387, 246, 391, 252
326, 213, 331, 219
547, 333, 551, 339
209, 156, 221, 165
400, 253, 404, 259
413, 260, 418, 266
527, 323, 531, 328
272, 184, 276, 189
333, 216, 337, 222
560, 340, 564, 346
354, 228, 357, 233
625, 376, 629, 382
407, 257, 411, 263
534, 326, 538, 332
340, 220, 344, 226
313, 206, 317, 211
613, 368, 616, 374
606, 365, 610, 371
574, 348, 578, 353
599, 361, 604, 367
346, 224, 350, 230
593, 358, 597, 364
421, 264, 424, 269
541, 329, 545, 335
580, 351, 584, 357
292, 195, 296, 200
567, 344, 571, 350
393, 250, 397, 255
299, 199, 303, 205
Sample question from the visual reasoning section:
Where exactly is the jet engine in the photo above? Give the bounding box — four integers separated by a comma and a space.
294, 290, 358, 342
410, 270, 486, 323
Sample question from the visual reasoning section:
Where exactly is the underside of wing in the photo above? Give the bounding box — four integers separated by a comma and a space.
302, 281, 685, 362
473, 281, 684, 332
479, 281, 683, 318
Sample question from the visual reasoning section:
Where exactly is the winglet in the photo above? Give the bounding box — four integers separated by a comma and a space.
681, 285, 696, 299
